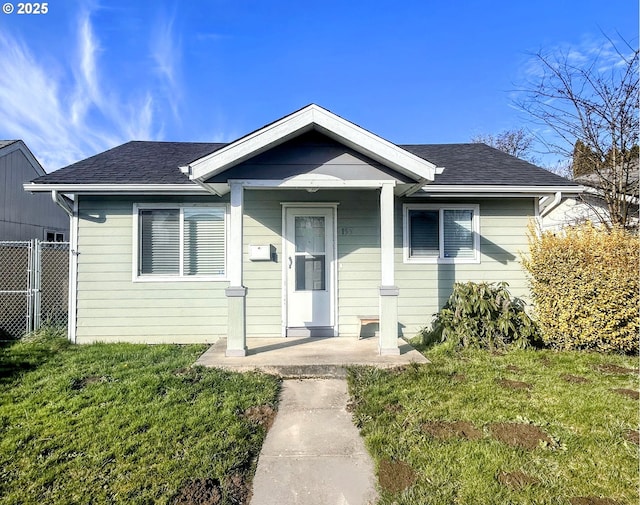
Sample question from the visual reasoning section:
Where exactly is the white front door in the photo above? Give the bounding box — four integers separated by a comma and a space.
284, 207, 335, 337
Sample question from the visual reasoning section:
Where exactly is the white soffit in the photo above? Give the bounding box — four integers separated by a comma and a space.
186, 104, 438, 183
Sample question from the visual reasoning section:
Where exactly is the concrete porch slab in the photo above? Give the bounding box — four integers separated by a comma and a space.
194, 337, 428, 377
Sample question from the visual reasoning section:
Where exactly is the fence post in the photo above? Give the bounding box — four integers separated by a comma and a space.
33, 239, 42, 331
26, 240, 34, 334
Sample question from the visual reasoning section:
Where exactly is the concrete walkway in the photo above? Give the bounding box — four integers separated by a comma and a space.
250, 379, 378, 505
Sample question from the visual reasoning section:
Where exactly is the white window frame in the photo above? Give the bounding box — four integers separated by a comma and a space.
45, 230, 65, 242
403, 203, 480, 264
132, 203, 229, 282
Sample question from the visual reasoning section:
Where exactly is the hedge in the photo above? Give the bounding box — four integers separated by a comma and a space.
523, 222, 639, 353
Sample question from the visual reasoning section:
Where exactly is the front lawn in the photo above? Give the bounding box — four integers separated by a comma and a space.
0, 331, 280, 505
348, 346, 638, 505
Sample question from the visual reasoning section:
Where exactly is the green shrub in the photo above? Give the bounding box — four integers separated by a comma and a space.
523, 222, 639, 353
419, 281, 539, 350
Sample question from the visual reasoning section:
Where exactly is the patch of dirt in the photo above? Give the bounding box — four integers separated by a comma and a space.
378, 459, 416, 494
172, 478, 222, 505
569, 497, 621, 505
596, 364, 638, 375
242, 405, 276, 431
384, 403, 404, 414
496, 378, 532, 391
496, 470, 539, 489
421, 421, 483, 441
225, 472, 251, 505
69, 375, 109, 390
538, 356, 553, 368
489, 423, 553, 450
506, 365, 522, 373
451, 373, 466, 382
612, 388, 639, 400
562, 374, 590, 384
623, 429, 640, 445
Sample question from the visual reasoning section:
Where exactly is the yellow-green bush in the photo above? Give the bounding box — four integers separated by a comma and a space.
523, 222, 639, 353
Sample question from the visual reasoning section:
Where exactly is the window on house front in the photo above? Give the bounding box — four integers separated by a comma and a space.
136, 205, 226, 279
404, 205, 479, 263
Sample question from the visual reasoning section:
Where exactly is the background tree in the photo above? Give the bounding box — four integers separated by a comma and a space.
515, 35, 639, 230
471, 128, 538, 163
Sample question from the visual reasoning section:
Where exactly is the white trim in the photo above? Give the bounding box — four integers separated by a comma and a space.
380, 182, 396, 286
231, 178, 388, 190
414, 185, 583, 196
403, 203, 481, 264
228, 183, 244, 287
68, 199, 79, 343
281, 203, 339, 337
24, 183, 208, 194
132, 202, 229, 282
187, 104, 438, 183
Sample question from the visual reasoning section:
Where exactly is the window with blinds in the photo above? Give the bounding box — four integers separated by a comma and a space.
409, 209, 439, 257
405, 205, 479, 263
137, 206, 226, 278
443, 209, 474, 259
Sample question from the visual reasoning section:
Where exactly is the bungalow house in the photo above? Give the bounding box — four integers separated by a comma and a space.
24, 105, 581, 355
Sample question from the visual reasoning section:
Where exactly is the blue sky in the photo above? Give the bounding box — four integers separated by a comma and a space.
0, 0, 637, 171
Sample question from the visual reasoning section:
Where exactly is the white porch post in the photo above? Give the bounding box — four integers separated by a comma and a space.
225, 182, 247, 357
379, 182, 400, 355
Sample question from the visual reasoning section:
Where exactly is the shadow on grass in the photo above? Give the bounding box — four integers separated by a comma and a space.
0, 330, 68, 385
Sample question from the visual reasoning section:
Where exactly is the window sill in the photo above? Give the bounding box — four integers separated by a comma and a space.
133, 275, 228, 283
404, 257, 480, 265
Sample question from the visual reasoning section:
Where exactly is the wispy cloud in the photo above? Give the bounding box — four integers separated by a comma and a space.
520, 35, 636, 80
151, 10, 182, 121
0, 8, 171, 171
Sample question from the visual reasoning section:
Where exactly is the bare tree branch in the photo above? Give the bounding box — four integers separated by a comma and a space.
514, 35, 639, 229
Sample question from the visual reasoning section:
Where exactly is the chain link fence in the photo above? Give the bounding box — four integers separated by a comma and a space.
0, 240, 69, 339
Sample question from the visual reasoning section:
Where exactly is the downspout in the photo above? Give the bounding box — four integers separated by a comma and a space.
51, 190, 73, 216
539, 191, 562, 217
179, 165, 221, 195
50, 190, 77, 343
399, 167, 445, 197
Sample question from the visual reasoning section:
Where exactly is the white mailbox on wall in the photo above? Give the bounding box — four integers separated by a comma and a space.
248, 244, 275, 261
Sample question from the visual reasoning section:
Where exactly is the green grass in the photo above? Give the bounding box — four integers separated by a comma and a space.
0, 329, 281, 504
348, 344, 639, 505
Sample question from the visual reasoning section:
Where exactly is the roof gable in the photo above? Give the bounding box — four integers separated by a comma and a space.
183, 104, 439, 184
207, 131, 415, 184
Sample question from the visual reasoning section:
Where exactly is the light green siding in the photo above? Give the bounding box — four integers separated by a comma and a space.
74, 193, 533, 344
396, 198, 534, 337
75, 196, 229, 344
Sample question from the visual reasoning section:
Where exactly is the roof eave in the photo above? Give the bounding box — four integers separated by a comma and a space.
412, 184, 584, 197
23, 183, 208, 195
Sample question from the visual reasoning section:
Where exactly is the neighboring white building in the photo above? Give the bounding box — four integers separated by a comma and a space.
542, 171, 639, 232
0, 140, 69, 241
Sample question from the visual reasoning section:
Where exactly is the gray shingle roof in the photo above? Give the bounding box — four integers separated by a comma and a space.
402, 143, 577, 187
32, 139, 579, 188
33, 141, 226, 185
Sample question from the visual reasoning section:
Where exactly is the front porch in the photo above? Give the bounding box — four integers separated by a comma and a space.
195, 336, 429, 377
